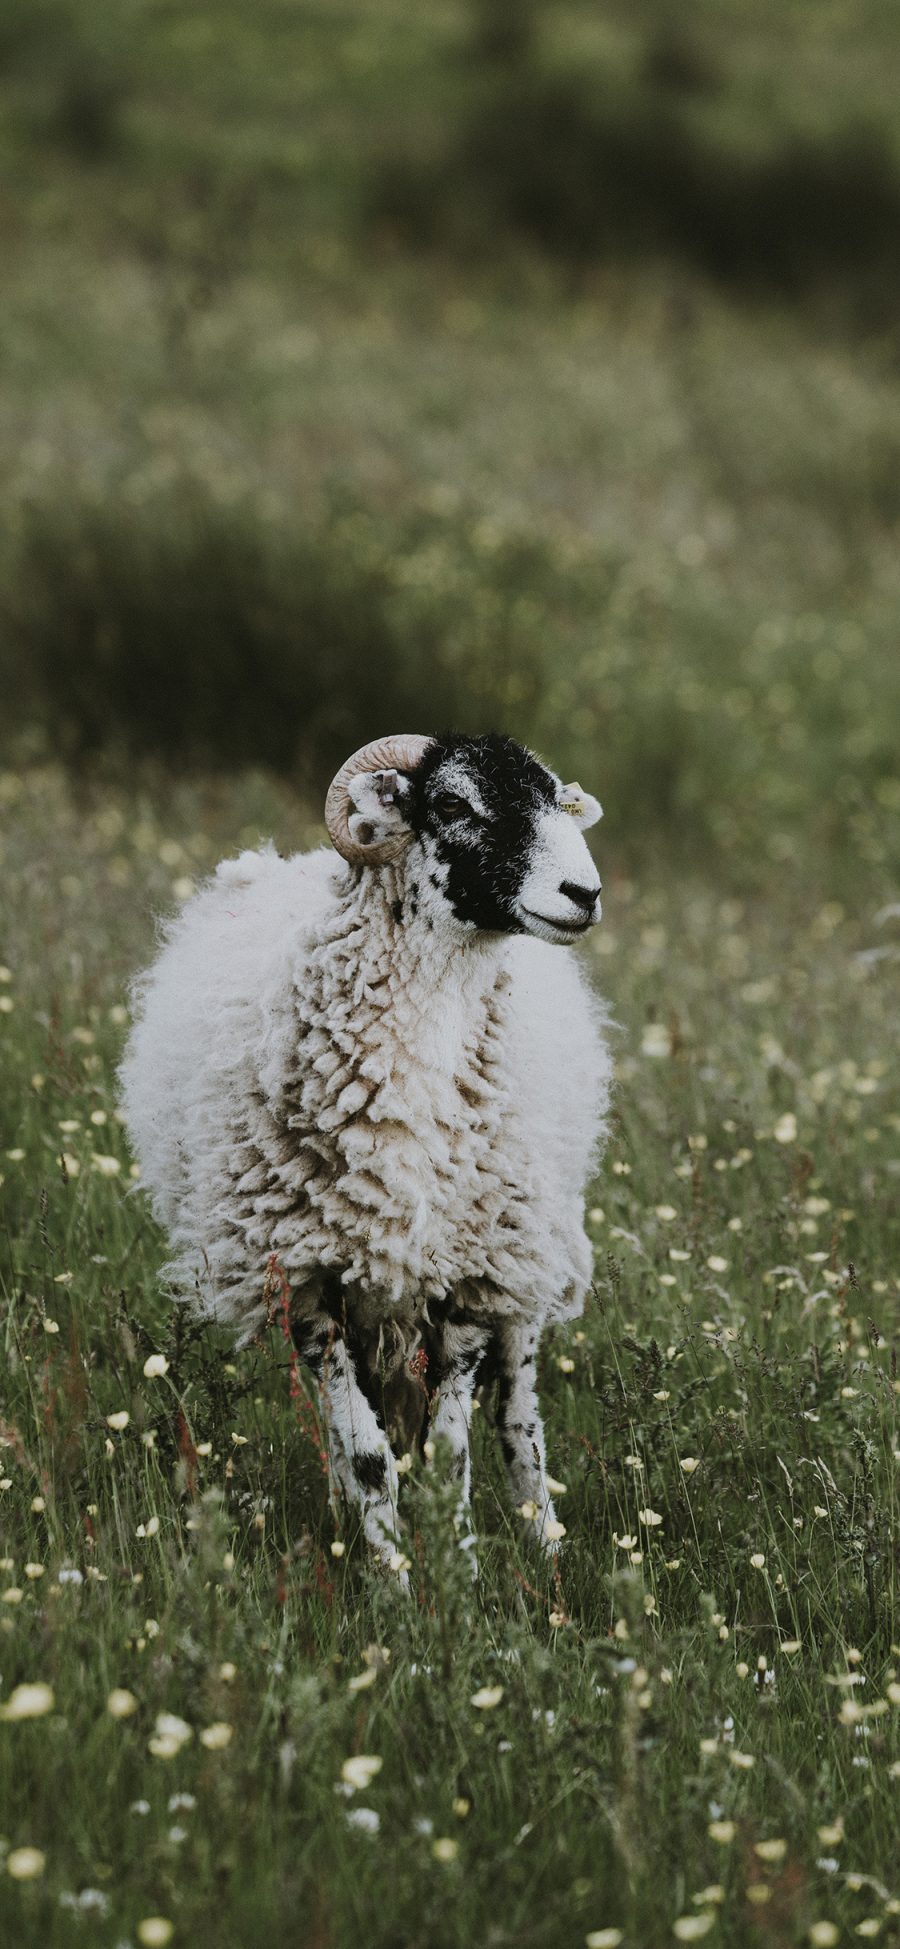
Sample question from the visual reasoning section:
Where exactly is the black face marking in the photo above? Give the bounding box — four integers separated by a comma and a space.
404, 732, 558, 933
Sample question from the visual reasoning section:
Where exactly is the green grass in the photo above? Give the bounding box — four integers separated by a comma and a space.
4, 288, 900, 888
0, 763, 898, 1947
4, 8, 900, 886
1, 3, 900, 1941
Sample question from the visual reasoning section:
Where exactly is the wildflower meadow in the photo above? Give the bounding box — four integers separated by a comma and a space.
1, 762, 897, 1948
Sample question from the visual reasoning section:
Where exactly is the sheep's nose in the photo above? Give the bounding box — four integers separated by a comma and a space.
559, 879, 600, 913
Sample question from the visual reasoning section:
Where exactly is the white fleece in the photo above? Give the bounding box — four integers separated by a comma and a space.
120, 842, 612, 1344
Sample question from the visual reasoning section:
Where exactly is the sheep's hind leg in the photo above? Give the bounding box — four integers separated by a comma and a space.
428, 1321, 489, 1574
295, 1315, 403, 1574
494, 1320, 561, 1553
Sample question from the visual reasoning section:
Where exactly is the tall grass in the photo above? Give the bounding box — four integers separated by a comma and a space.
0, 764, 897, 1947
3, 484, 899, 889
3, 494, 436, 787
1, 6, 899, 1943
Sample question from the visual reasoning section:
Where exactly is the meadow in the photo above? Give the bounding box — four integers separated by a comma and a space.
1, 763, 898, 1949
1, 2, 899, 1944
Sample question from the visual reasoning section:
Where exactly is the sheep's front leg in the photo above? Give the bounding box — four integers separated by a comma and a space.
325, 1338, 403, 1564
429, 1321, 489, 1571
495, 1320, 560, 1552
295, 1314, 402, 1571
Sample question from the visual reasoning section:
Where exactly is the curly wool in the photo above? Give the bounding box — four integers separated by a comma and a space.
120, 843, 611, 1344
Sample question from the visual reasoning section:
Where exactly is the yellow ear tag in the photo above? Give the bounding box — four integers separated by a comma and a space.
560, 783, 587, 817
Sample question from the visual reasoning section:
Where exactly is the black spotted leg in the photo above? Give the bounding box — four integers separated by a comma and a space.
293, 1313, 403, 1574
495, 1319, 561, 1551
428, 1320, 490, 1570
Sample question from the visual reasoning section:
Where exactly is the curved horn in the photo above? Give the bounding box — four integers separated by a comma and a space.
324, 734, 433, 864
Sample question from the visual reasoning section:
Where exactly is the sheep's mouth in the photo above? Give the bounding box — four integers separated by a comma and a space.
520, 907, 595, 942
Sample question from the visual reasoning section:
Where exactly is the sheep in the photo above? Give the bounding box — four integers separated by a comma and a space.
120, 731, 612, 1569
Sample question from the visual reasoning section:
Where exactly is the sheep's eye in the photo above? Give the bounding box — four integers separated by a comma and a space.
434, 793, 472, 821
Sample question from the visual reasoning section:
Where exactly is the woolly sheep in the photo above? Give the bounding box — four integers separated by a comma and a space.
120, 731, 612, 1569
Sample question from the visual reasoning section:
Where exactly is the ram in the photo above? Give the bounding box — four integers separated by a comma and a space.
120, 732, 612, 1568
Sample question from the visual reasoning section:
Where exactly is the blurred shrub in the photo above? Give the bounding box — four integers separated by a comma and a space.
640, 24, 721, 98
3, 485, 899, 883
0, 0, 128, 159
0, 0, 71, 70
1, 486, 723, 847
466, 0, 537, 67
46, 55, 125, 159
371, 62, 900, 306
2, 494, 446, 790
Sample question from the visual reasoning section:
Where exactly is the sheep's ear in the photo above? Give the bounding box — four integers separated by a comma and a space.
346, 768, 414, 855
560, 782, 603, 829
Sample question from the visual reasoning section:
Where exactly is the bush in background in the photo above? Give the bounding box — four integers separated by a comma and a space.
0, 0, 128, 160
2, 493, 448, 791
372, 51, 900, 316
3, 484, 899, 889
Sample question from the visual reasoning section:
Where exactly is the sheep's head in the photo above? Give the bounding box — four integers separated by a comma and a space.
325, 732, 602, 945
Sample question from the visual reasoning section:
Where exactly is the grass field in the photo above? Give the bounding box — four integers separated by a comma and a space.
0, 764, 897, 1948
1, 0, 900, 1943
